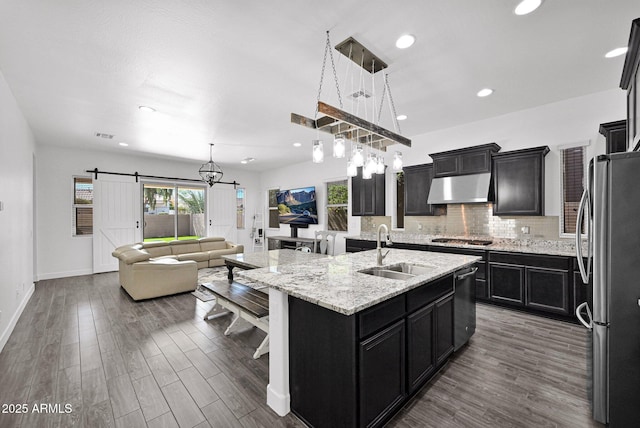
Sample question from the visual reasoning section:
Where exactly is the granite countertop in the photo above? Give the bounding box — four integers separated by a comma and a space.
236, 249, 479, 316
347, 233, 583, 257
222, 249, 328, 269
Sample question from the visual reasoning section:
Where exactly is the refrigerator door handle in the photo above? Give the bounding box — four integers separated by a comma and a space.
575, 302, 593, 330
575, 188, 591, 284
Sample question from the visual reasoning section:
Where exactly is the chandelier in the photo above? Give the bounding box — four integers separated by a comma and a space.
291, 31, 410, 178
199, 143, 224, 187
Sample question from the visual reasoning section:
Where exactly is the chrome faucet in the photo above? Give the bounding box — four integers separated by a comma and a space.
376, 224, 392, 266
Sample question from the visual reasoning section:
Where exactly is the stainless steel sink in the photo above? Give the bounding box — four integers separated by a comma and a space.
385, 263, 435, 275
359, 263, 435, 281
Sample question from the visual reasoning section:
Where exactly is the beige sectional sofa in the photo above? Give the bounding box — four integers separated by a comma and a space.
112, 237, 244, 301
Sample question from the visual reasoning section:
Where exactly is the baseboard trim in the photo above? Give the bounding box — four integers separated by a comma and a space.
37, 268, 94, 281
0, 282, 35, 353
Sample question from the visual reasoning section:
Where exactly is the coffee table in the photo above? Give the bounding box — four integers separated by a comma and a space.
222, 249, 328, 282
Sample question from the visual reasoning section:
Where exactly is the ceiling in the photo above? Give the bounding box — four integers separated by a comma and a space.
1, 1, 639, 172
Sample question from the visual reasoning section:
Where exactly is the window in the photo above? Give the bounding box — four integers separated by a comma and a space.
561, 146, 585, 235
73, 176, 93, 235
327, 179, 348, 231
396, 172, 404, 229
268, 188, 279, 228
236, 188, 245, 229
143, 183, 206, 241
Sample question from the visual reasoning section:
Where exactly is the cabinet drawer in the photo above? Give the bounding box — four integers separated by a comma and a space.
407, 275, 454, 313
489, 251, 570, 270
358, 294, 406, 339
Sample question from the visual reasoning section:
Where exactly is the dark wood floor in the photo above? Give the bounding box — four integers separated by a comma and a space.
0, 272, 602, 428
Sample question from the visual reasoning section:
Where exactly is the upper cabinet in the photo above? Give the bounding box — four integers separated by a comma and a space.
492, 146, 549, 216
352, 167, 385, 216
620, 18, 640, 151
403, 164, 445, 216
599, 120, 627, 154
430, 143, 501, 178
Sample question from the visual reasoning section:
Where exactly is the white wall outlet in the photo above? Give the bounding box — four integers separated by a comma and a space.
521, 226, 530, 234
418, 223, 423, 231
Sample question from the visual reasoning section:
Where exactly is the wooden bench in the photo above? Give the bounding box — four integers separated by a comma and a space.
201, 281, 269, 359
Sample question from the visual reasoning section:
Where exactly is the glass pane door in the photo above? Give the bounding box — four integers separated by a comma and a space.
143, 184, 176, 241
177, 186, 206, 239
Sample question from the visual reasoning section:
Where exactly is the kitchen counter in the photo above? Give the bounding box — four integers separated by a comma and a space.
236, 248, 480, 316
347, 233, 583, 257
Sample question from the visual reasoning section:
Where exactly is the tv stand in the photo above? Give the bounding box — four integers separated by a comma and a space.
267, 235, 316, 252
289, 224, 308, 238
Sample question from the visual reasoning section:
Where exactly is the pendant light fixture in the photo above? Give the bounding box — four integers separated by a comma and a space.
199, 143, 224, 187
312, 140, 324, 163
333, 134, 346, 158
392, 151, 403, 171
291, 31, 411, 175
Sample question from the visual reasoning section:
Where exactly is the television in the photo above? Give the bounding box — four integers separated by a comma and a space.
276, 186, 318, 232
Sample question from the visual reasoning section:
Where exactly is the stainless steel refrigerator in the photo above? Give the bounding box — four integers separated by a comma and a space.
576, 151, 640, 426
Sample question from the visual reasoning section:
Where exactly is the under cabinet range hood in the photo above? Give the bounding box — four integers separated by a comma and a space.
427, 173, 492, 204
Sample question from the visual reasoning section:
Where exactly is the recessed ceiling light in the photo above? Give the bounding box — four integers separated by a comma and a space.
605, 47, 628, 58
397, 114, 408, 121
477, 88, 494, 98
514, 0, 543, 15
138, 105, 156, 113
395, 34, 416, 49
293, 142, 302, 147
118, 142, 129, 147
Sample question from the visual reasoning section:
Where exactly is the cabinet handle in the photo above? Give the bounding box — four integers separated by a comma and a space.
456, 267, 478, 281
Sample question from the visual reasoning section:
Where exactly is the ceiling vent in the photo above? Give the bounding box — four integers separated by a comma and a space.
95, 132, 114, 139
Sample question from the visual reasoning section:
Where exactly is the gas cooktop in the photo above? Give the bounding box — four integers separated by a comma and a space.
431, 238, 493, 246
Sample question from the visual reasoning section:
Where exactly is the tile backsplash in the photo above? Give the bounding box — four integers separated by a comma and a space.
361, 203, 562, 240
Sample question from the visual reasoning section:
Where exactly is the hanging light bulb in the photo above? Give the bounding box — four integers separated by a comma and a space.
375, 154, 385, 174
346, 158, 358, 177
363, 153, 376, 179
312, 140, 324, 163
333, 134, 346, 158
393, 151, 403, 171
352, 144, 364, 167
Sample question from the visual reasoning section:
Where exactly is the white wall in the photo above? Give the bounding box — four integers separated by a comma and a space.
36, 145, 261, 280
0, 70, 36, 352
259, 156, 357, 255
260, 88, 626, 247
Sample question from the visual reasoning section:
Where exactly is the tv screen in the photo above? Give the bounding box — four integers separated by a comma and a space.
276, 186, 318, 225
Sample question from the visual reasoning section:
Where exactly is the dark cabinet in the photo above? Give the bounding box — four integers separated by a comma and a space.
620, 18, 640, 151
435, 294, 454, 365
346, 238, 378, 253
599, 120, 628, 154
359, 320, 406, 428
489, 252, 571, 316
489, 263, 525, 305
352, 167, 385, 216
430, 143, 501, 178
492, 146, 549, 216
406, 304, 435, 393
403, 163, 443, 216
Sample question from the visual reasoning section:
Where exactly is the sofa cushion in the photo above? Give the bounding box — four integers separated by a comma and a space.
207, 248, 239, 259
141, 241, 172, 257
170, 240, 201, 255
176, 252, 209, 263
199, 237, 227, 251
119, 248, 152, 264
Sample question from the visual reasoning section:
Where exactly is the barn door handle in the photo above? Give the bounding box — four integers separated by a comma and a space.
209, 219, 212, 226
136, 221, 139, 229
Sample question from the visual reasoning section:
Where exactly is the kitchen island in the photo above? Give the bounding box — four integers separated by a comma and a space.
236, 248, 480, 428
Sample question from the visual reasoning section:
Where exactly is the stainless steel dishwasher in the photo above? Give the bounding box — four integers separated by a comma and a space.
454, 266, 478, 351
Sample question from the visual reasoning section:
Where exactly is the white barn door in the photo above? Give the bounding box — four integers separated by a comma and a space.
93, 175, 141, 273
209, 187, 237, 242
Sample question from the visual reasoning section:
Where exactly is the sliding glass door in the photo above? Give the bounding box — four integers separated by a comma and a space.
142, 182, 206, 242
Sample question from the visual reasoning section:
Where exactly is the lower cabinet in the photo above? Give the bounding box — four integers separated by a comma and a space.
289, 274, 456, 428
488, 252, 571, 316
359, 320, 406, 428
346, 238, 377, 253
